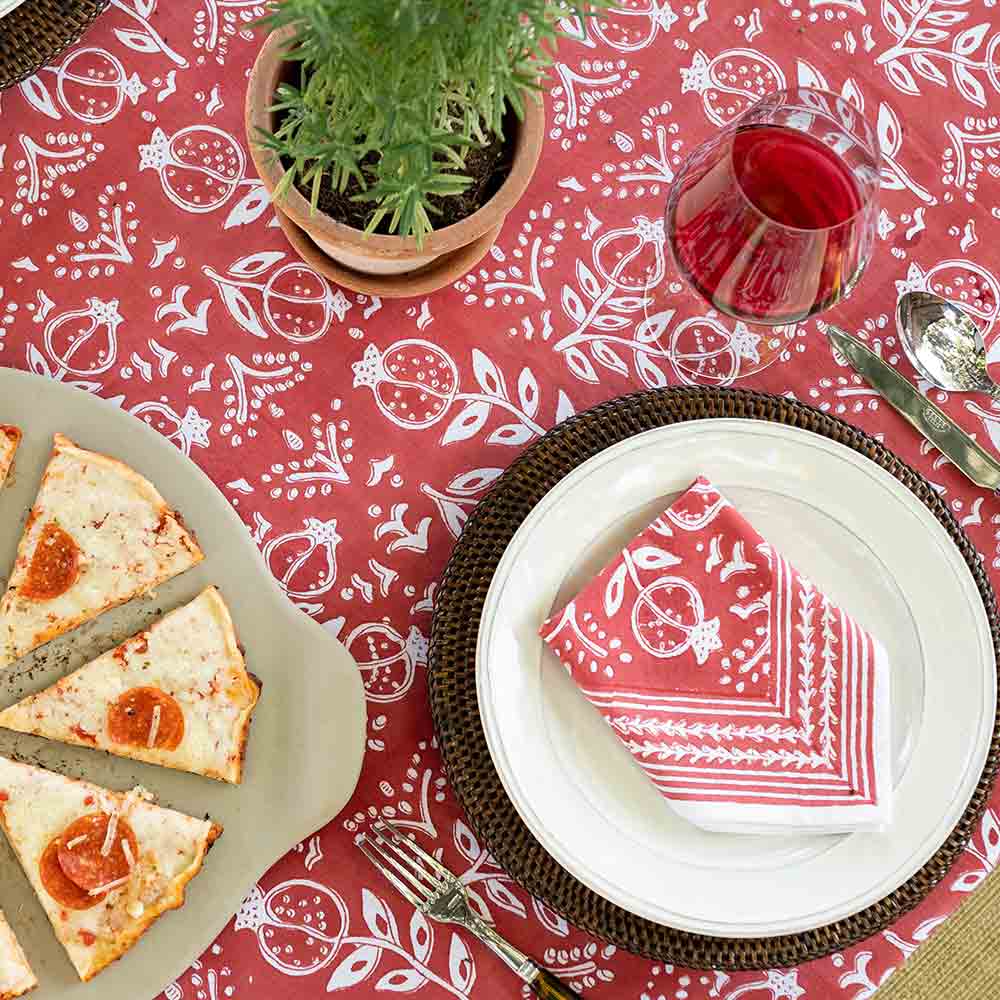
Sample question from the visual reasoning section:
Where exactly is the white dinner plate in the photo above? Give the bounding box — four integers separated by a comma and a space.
0, 0, 28, 19
477, 419, 996, 937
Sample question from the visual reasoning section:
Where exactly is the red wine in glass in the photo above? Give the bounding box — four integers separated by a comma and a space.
665, 88, 881, 326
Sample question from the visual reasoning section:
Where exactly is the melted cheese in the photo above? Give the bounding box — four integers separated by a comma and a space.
0, 588, 259, 783
0, 757, 219, 982
0, 434, 203, 667
0, 427, 19, 491
0, 910, 35, 1000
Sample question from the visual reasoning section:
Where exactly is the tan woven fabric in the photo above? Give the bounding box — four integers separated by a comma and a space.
877, 868, 1000, 998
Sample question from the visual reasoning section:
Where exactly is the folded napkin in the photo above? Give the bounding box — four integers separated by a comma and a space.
540, 476, 891, 835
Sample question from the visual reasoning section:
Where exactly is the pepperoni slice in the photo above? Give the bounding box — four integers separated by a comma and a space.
107, 687, 184, 751
40, 836, 101, 910
56, 813, 139, 892
20, 520, 80, 600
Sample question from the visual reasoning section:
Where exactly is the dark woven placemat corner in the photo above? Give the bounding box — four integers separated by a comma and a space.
427, 386, 1000, 970
0, 0, 109, 90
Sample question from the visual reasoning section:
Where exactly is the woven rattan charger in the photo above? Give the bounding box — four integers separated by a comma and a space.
427, 387, 1000, 969
0, 0, 108, 90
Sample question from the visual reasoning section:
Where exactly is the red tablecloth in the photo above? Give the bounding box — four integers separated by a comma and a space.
3, 2, 1000, 997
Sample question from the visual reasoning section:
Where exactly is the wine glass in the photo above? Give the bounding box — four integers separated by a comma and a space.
665, 87, 881, 327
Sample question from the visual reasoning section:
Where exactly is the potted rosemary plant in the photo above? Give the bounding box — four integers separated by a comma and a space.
246, 0, 601, 296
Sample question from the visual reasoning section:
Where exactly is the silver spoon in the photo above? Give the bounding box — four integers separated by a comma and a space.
896, 290, 999, 400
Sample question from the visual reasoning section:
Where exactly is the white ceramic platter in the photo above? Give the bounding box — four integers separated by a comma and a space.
478, 419, 995, 937
0, 369, 366, 998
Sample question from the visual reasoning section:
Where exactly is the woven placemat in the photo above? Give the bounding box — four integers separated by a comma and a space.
427, 387, 1000, 970
0, 0, 108, 90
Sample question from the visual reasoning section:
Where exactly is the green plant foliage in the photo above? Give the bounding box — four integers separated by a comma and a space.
256, 0, 607, 244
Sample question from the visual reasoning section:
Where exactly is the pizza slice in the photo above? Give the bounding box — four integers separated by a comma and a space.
0, 587, 260, 784
0, 757, 221, 982
0, 910, 35, 1000
0, 434, 203, 669
0, 426, 21, 490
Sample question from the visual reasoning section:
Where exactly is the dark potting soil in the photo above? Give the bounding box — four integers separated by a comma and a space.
293, 109, 515, 235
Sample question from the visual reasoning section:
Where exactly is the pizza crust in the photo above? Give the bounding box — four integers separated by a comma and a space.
0, 587, 261, 783
0, 427, 21, 490
0, 910, 35, 1000
0, 757, 221, 982
0, 434, 204, 668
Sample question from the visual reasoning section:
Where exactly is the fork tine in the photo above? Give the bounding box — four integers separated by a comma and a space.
362, 832, 439, 900
373, 819, 455, 882
358, 838, 426, 910
369, 824, 449, 892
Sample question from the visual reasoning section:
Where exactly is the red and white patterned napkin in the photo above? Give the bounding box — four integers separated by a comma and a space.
540, 477, 892, 835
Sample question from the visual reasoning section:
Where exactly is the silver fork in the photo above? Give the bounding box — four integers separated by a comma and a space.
358, 819, 582, 999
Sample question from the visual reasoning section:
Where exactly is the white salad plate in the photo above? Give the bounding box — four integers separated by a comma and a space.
477, 419, 996, 937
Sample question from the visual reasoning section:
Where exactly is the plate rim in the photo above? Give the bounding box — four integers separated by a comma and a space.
428, 386, 1000, 969
476, 417, 994, 935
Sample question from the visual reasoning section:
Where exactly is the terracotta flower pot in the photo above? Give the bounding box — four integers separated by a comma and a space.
245, 26, 546, 298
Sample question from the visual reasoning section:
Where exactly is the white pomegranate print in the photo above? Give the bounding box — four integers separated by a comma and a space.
235, 880, 348, 976
111, 0, 189, 67
43, 296, 122, 375
588, 0, 678, 52
205, 253, 348, 342
681, 48, 786, 126
454, 201, 564, 307
139, 125, 245, 213
194, 0, 268, 65
352, 340, 460, 429
942, 115, 1000, 206
592, 215, 666, 292
346, 621, 428, 703
549, 58, 639, 152
632, 578, 723, 664
922, 260, 1000, 333
421, 466, 504, 538
46, 181, 139, 281
56, 48, 146, 123
130, 400, 211, 454
262, 263, 342, 342
952, 808, 1000, 893
666, 315, 790, 387
263, 518, 342, 599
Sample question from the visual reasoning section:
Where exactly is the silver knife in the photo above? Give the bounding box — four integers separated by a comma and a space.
826, 325, 1000, 491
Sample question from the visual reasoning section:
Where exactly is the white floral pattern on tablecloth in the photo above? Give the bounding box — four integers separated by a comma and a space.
2, 2, 1000, 997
